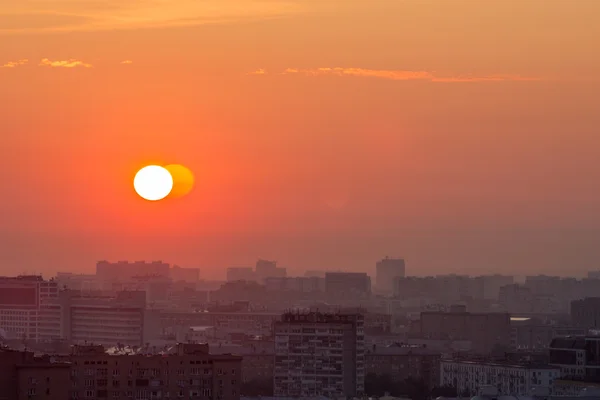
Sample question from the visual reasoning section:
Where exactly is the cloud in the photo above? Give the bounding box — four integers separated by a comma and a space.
277, 67, 543, 82
39, 58, 92, 68
120, 60, 133, 65
1, 59, 28, 68
247, 68, 267, 75
0, 0, 305, 34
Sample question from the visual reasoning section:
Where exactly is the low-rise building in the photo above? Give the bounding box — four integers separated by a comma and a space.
440, 359, 560, 397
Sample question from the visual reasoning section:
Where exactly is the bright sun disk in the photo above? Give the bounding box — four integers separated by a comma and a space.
134, 165, 173, 201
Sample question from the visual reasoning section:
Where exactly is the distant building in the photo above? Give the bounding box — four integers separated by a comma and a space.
255, 259, 286, 283
274, 311, 365, 398
96, 260, 170, 282
571, 298, 600, 329
264, 277, 325, 293
325, 272, 371, 298
170, 265, 200, 283
418, 310, 511, 354
440, 359, 560, 397
510, 317, 585, 350
365, 344, 440, 389
226, 267, 255, 282
549, 336, 587, 378
375, 257, 405, 294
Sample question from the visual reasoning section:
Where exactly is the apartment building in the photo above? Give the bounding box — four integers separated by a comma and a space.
549, 335, 600, 379
365, 344, 440, 389
274, 311, 365, 398
65, 343, 241, 400
0, 347, 71, 400
440, 359, 560, 397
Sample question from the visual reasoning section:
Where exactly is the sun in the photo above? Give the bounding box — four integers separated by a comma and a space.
133, 165, 174, 201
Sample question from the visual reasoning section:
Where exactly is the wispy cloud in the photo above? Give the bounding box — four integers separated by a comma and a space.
0, 0, 305, 34
120, 60, 133, 65
39, 58, 92, 68
272, 67, 543, 83
1, 59, 28, 68
247, 68, 267, 75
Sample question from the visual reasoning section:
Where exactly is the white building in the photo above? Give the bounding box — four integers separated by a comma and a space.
274, 311, 365, 398
440, 359, 560, 397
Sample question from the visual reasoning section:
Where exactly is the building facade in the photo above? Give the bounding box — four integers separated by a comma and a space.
274, 311, 365, 398
65, 343, 241, 400
419, 311, 511, 354
440, 359, 560, 396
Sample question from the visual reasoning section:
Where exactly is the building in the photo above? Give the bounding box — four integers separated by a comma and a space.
325, 272, 371, 298
548, 335, 600, 380
96, 260, 170, 282
440, 359, 560, 397
161, 310, 280, 337
0, 347, 71, 400
255, 260, 286, 283
67, 290, 155, 347
226, 268, 255, 282
365, 344, 440, 389
274, 311, 365, 398
63, 343, 242, 400
571, 298, 600, 329
418, 311, 511, 354
264, 277, 325, 293
375, 258, 405, 294
0, 276, 59, 341
170, 266, 200, 283
510, 317, 585, 350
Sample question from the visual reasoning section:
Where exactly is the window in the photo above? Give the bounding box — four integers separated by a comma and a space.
85, 390, 94, 398
28, 388, 36, 396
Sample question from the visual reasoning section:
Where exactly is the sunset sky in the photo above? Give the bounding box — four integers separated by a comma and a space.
1, 0, 600, 279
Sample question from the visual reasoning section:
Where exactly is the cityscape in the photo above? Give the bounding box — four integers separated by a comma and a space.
2, 0, 600, 399
2, 259, 600, 399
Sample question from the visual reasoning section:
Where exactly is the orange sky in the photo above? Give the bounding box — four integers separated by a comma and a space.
1, 0, 600, 279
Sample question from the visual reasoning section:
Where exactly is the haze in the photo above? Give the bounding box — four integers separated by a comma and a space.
1, 0, 600, 279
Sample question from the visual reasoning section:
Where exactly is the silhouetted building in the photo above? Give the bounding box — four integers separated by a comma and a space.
325, 272, 371, 298
170, 265, 200, 283
375, 257, 405, 294
418, 310, 511, 354
96, 260, 170, 282
226, 267, 255, 282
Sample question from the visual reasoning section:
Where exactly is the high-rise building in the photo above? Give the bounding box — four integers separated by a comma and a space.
255, 259, 286, 283
274, 311, 365, 398
375, 257, 405, 294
